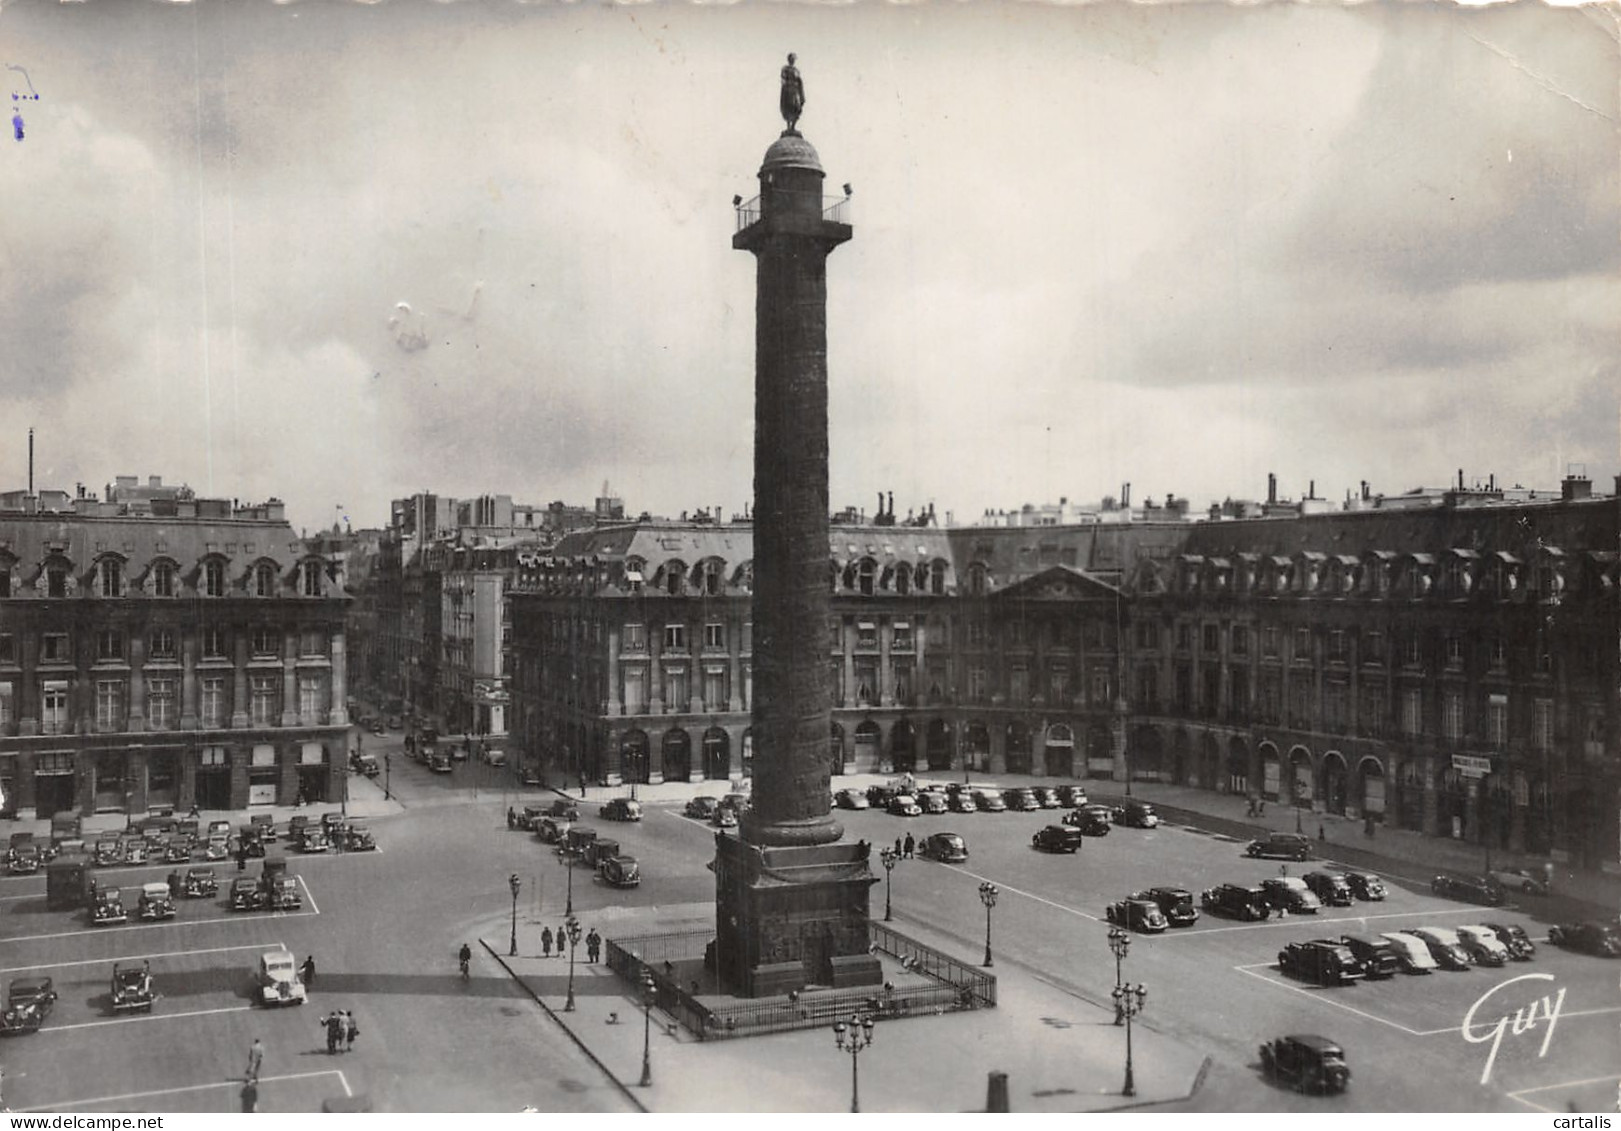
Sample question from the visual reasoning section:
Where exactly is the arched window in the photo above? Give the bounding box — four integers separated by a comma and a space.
152, 561, 176, 598
895, 563, 911, 595
930, 559, 947, 595
966, 562, 989, 597
255, 563, 278, 598
203, 560, 226, 597
96, 558, 122, 597
857, 557, 877, 596
301, 561, 323, 597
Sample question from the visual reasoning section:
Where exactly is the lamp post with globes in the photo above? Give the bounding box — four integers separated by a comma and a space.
1107, 926, 1130, 1025
879, 847, 898, 921
563, 915, 583, 1012
508, 873, 521, 957
1112, 982, 1147, 1096
639, 971, 656, 1087
832, 1014, 876, 1113
560, 843, 575, 916
978, 882, 999, 968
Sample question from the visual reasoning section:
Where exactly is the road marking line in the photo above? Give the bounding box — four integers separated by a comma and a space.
1507, 1074, 1621, 1112
16, 1069, 347, 1112
939, 864, 1101, 922
297, 873, 320, 916
3, 910, 317, 943
47, 1003, 256, 1033
0, 941, 281, 973
1170, 905, 1489, 937
1232, 961, 1429, 1036
0, 891, 43, 902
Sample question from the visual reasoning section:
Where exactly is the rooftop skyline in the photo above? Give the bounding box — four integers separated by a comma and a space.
4, 3, 1615, 535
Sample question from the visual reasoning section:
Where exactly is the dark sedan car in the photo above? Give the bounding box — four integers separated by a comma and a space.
971, 790, 1008, 813
1201, 883, 1271, 921
685, 796, 720, 820
1031, 825, 1084, 854
833, 789, 870, 811
1062, 806, 1112, 836
1303, 871, 1353, 907
1546, 921, 1621, 958
919, 832, 969, 863
1002, 789, 1041, 812
1105, 898, 1168, 933
1055, 785, 1089, 808
1430, 874, 1506, 907
1, 976, 57, 1036
1483, 922, 1536, 960
1132, 887, 1198, 927
1260, 877, 1321, 914
1259, 1034, 1350, 1095
1343, 872, 1387, 901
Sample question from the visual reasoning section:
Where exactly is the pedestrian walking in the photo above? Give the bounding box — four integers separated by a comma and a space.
344, 1011, 359, 1052
1318, 823, 1326, 843
903, 833, 915, 859
240, 1078, 258, 1112
245, 1037, 265, 1082
541, 926, 553, 958
321, 1011, 344, 1055
893, 836, 903, 858
586, 928, 601, 963
187, 802, 201, 819
300, 955, 316, 990
507, 806, 516, 830
236, 843, 248, 872
557, 921, 568, 954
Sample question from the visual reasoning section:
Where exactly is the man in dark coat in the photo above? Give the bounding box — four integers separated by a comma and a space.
541, 926, 553, 958
903, 833, 915, 859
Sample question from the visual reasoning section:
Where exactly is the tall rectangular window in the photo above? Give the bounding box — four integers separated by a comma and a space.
623, 623, 646, 652
202, 627, 226, 659
622, 668, 647, 714
968, 666, 986, 703
299, 674, 324, 721
702, 666, 727, 712
1324, 682, 1348, 733
147, 678, 176, 730
95, 679, 125, 730
300, 630, 326, 657
704, 623, 726, 651
1262, 626, 1279, 658
1202, 624, 1220, 654
1445, 635, 1464, 669
250, 675, 280, 727
149, 629, 177, 660
1442, 691, 1463, 740
1359, 684, 1385, 737
1486, 694, 1508, 748
1533, 699, 1553, 752
97, 630, 123, 662
251, 629, 279, 658
1231, 625, 1248, 657
665, 667, 689, 710
1091, 670, 1111, 706
1293, 627, 1312, 662
42, 680, 69, 734
153, 562, 175, 598
1402, 688, 1424, 737
204, 560, 225, 597
663, 624, 686, 652
0, 682, 12, 728
0, 633, 13, 664
892, 622, 913, 652
201, 677, 228, 729
1363, 631, 1384, 664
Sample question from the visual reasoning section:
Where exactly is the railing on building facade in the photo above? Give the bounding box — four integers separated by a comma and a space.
733, 194, 851, 234
605, 921, 994, 1041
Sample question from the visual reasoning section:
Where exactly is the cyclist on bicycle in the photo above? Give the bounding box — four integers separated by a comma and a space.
458, 943, 472, 978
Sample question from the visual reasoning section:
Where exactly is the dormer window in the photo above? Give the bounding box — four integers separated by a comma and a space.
47, 566, 68, 598
255, 563, 277, 598
857, 558, 877, 596
301, 561, 323, 597
97, 559, 123, 598
153, 562, 176, 598
203, 560, 225, 597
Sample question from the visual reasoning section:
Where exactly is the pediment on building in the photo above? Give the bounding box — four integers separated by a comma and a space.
990, 564, 1120, 603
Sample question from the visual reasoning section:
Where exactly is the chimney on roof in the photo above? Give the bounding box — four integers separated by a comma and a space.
1267, 473, 1276, 505
1308, 479, 1316, 500
1122, 482, 1131, 508
1458, 468, 1465, 490
877, 491, 884, 520
887, 491, 894, 519
27, 427, 34, 494
1360, 480, 1369, 501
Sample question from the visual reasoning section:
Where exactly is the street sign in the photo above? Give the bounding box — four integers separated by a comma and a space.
1452, 754, 1493, 778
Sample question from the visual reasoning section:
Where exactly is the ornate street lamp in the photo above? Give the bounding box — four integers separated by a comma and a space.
383, 753, 392, 801
879, 847, 898, 922
1112, 982, 1148, 1096
561, 842, 575, 916
507, 873, 521, 957
832, 1014, 876, 1113
639, 971, 656, 1087
1107, 926, 1131, 1026
978, 882, 999, 968
563, 915, 583, 1012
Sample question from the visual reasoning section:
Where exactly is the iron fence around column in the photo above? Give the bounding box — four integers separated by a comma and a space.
605, 922, 994, 1041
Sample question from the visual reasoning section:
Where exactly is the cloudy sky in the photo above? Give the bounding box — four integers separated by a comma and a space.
2, 2, 1615, 533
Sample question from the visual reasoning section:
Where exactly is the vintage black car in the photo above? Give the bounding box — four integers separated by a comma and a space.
1278, 940, 1364, 986
948, 792, 979, 814
600, 855, 641, 888
1338, 934, 1403, 978
93, 839, 125, 867
1031, 825, 1083, 854
1031, 787, 1062, 809
971, 790, 1007, 813
866, 784, 901, 808
1260, 877, 1321, 914
1430, 873, 1506, 906
137, 882, 176, 921
1105, 898, 1168, 933
92, 889, 128, 925
515, 805, 547, 831
1, 976, 57, 1036
251, 813, 278, 843
1489, 868, 1550, 896
111, 961, 155, 1013
1062, 806, 1112, 836
1343, 872, 1387, 901
1201, 883, 1271, 921
237, 829, 267, 859
1303, 872, 1354, 907
296, 827, 329, 854
1055, 785, 1089, 808
1259, 1034, 1351, 1095
163, 837, 193, 865
1482, 922, 1536, 960
183, 867, 219, 898
710, 807, 739, 829
1546, 921, 1621, 957
920, 832, 969, 863
1112, 801, 1160, 829
1002, 789, 1041, 812
230, 876, 269, 912
546, 800, 582, 822
1245, 833, 1313, 861
8, 840, 41, 875
887, 794, 923, 818
599, 798, 642, 822
344, 821, 377, 852
1132, 887, 1198, 927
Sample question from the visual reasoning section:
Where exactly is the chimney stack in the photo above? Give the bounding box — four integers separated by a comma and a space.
1267, 473, 1276, 505
28, 428, 34, 494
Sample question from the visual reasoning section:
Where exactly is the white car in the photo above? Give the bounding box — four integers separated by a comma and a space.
257, 949, 307, 1007
1380, 931, 1439, 973
1456, 925, 1511, 967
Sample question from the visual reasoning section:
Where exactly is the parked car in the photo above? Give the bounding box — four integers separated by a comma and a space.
1105, 898, 1168, 933
601, 855, 641, 888
948, 792, 980, 814
137, 882, 176, 922
710, 807, 739, 829
1278, 940, 1364, 986
203, 834, 230, 861
93, 839, 125, 867
832, 789, 869, 811
1132, 887, 1198, 927
1112, 801, 1161, 829
1338, 934, 1403, 979
1489, 868, 1550, 896
429, 753, 453, 774
919, 832, 970, 863
183, 867, 219, 898
887, 794, 923, 818
971, 790, 1007, 813
1201, 883, 1271, 921
264, 876, 302, 912
1032, 787, 1062, 809
354, 753, 382, 778
1031, 825, 1084, 854
92, 889, 128, 925
1303, 872, 1353, 907
1002, 789, 1041, 812
121, 839, 149, 866
110, 961, 155, 1013
546, 800, 582, 822
250, 813, 277, 843
1546, 921, 1621, 957
1, 976, 57, 1035
1245, 833, 1312, 861
599, 798, 643, 822
297, 827, 329, 854
162, 837, 192, 865
1431, 874, 1505, 906
230, 877, 268, 912
1055, 785, 1089, 808
482, 747, 507, 768
208, 820, 232, 840
1379, 931, 1440, 974
918, 792, 949, 815
684, 796, 720, 820
344, 821, 377, 852
8, 841, 41, 876
1259, 1034, 1351, 1095
1482, 922, 1536, 960
866, 784, 901, 808
257, 948, 307, 1007
237, 828, 266, 858
1063, 806, 1113, 836
1260, 877, 1321, 915
1456, 925, 1511, 967
1410, 926, 1474, 970
1343, 872, 1387, 901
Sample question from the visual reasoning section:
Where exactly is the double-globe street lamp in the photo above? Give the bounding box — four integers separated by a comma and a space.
978, 882, 999, 968
508, 873, 522, 957
563, 915, 583, 1012
560, 840, 576, 916
1107, 927, 1130, 1025
832, 1014, 876, 1113
639, 971, 656, 1088
1112, 982, 1148, 1097
879, 847, 898, 922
